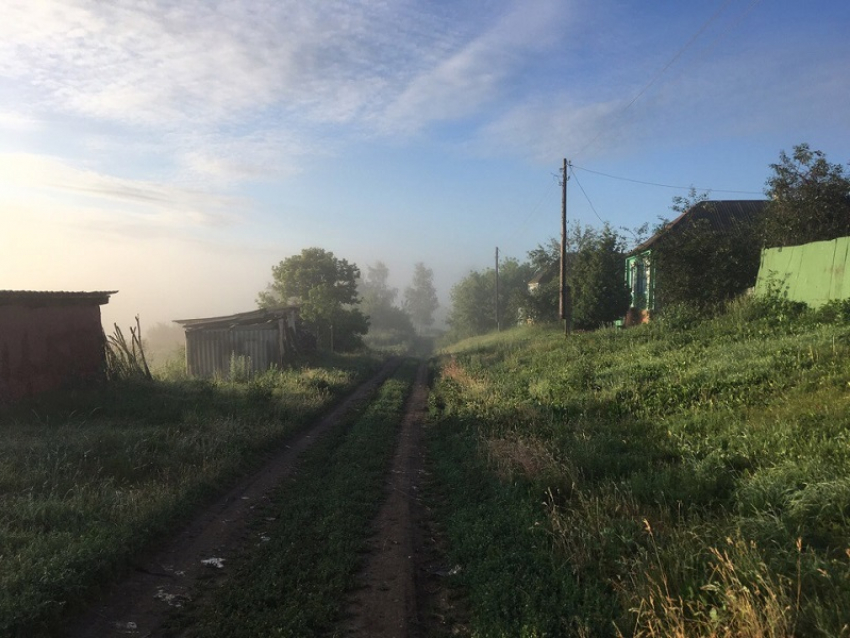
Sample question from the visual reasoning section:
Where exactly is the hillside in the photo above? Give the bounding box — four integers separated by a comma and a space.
427, 297, 850, 637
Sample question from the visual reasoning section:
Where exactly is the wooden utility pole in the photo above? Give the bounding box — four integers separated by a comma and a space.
559, 158, 571, 336
495, 246, 500, 332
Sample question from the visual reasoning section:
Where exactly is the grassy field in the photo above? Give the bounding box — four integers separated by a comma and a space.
0, 353, 381, 637
426, 297, 850, 637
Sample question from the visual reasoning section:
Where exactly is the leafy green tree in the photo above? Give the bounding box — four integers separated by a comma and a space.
403, 262, 439, 333
258, 247, 368, 351
525, 224, 630, 327
761, 144, 850, 247
446, 258, 534, 340
570, 226, 631, 329
446, 270, 495, 340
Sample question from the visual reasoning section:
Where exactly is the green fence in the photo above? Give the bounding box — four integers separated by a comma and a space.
755, 236, 850, 308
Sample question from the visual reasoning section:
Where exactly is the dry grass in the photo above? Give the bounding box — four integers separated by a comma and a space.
621, 523, 798, 638
483, 434, 566, 483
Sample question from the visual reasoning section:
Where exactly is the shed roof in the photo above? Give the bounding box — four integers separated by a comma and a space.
0, 290, 117, 306
629, 200, 767, 255
174, 306, 299, 331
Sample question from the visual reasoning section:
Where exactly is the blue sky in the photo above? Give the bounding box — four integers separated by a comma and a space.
1, 0, 848, 330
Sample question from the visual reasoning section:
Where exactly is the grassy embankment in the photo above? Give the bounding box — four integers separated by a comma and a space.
427, 297, 850, 637
173, 360, 418, 636
0, 353, 381, 637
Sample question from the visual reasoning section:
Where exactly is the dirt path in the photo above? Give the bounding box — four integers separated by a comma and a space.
340, 361, 430, 637
64, 359, 401, 638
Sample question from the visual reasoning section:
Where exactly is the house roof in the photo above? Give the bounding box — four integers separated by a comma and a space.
174, 306, 299, 331
629, 200, 767, 256
0, 290, 117, 306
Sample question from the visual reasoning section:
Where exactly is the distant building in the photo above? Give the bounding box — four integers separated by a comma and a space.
625, 200, 767, 322
0, 290, 116, 403
174, 306, 304, 378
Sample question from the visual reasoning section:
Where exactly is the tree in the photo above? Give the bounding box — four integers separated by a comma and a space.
403, 263, 439, 333
258, 247, 368, 351
446, 258, 534, 340
570, 225, 631, 329
653, 202, 760, 310
446, 270, 495, 340
358, 261, 416, 345
761, 144, 850, 248
524, 224, 630, 327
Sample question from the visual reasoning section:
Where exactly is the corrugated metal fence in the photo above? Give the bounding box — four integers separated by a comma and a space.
755, 236, 850, 307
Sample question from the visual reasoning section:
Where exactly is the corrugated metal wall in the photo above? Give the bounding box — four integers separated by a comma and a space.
755, 236, 850, 308
0, 304, 106, 403
185, 325, 280, 378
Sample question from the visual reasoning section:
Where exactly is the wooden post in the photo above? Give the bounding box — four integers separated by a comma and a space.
559, 158, 571, 336
495, 246, 500, 332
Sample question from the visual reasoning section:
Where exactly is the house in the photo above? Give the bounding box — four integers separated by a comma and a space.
174, 306, 304, 378
527, 262, 559, 293
0, 290, 117, 403
625, 200, 767, 322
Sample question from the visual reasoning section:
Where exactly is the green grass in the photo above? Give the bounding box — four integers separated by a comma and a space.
0, 353, 381, 638
427, 299, 850, 637
175, 360, 417, 637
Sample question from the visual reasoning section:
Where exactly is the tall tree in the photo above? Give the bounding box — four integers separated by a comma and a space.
761, 144, 850, 248
258, 247, 368, 351
358, 261, 416, 342
525, 224, 630, 326
446, 258, 534, 339
570, 225, 631, 329
403, 263, 439, 333
446, 270, 495, 340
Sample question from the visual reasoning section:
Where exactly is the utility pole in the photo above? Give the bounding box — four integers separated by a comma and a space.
495, 246, 500, 332
559, 158, 572, 337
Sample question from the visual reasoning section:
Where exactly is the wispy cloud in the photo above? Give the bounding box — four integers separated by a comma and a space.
0, 152, 245, 227
379, 0, 570, 134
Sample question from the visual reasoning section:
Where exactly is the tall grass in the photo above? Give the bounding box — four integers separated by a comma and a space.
428, 296, 850, 637
0, 353, 380, 637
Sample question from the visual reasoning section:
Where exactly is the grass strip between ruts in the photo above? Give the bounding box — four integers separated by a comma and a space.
174, 360, 417, 637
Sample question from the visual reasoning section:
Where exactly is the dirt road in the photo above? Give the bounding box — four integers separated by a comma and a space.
65, 359, 403, 638
340, 361, 429, 637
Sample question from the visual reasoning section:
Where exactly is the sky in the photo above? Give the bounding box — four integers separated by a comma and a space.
1, 0, 849, 332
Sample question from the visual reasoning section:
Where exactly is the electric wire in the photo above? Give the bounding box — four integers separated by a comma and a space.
572, 164, 763, 195
575, 0, 736, 159
568, 165, 607, 225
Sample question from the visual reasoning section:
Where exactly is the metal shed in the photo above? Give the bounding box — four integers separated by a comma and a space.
0, 290, 117, 403
174, 306, 303, 379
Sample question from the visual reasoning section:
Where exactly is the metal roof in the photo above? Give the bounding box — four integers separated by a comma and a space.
629, 200, 767, 255
0, 290, 117, 306
174, 306, 299, 331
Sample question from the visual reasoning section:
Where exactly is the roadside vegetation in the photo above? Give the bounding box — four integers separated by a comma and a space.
174, 361, 417, 636
0, 353, 381, 637
427, 293, 850, 637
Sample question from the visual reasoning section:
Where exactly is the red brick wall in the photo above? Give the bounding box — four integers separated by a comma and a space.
0, 304, 106, 403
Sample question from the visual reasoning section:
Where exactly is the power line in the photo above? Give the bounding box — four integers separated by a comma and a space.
575, 0, 736, 158
572, 164, 763, 195
568, 165, 607, 225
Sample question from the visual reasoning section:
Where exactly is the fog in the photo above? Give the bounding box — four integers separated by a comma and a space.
3, 1, 848, 343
